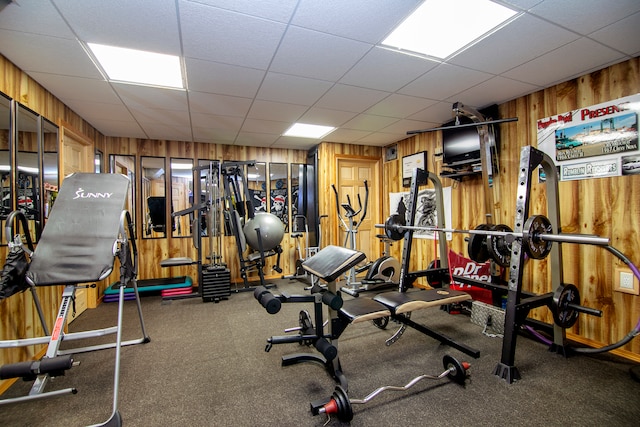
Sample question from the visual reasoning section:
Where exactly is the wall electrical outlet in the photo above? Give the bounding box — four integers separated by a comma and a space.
615, 267, 639, 295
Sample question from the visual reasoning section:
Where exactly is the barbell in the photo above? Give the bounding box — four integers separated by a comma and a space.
311, 355, 469, 422
378, 214, 610, 261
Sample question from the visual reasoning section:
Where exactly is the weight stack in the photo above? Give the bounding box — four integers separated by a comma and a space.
201, 265, 231, 303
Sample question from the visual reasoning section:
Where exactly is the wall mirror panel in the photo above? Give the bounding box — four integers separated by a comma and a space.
0, 95, 11, 245
109, 154, 136, 236
142, 156, 167, 238
247, 162, 266, 214
16, 104, 40, 243
171, 158, 193, 237
270, 162, 288, 232
290, 163, 303, 232
42, 118, 59, 225
95, 150, 103, 173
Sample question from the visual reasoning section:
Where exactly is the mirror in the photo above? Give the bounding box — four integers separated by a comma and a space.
109, 154, 136, 235
270, 163, 288, 232
247, 162, 266, 214
0, 94, 10, 245
42, 118, 59, 226
16, 104, 40, 243
141, 156, 167, 238
95, 150, 103, 173
290, 163, 303, 232
170, 158, 193, 237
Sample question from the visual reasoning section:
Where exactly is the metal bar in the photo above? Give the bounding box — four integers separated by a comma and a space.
376, 223, 610, 246
406, 117, 518, 135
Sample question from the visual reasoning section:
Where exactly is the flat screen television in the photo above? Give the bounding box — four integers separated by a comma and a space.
442, 117, 482, 166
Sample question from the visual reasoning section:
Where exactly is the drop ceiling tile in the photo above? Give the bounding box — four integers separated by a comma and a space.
314, 84, 389, 113
141, 123, 192, 141
54, 0, 181, 53
449, 76, 540, 107
185, 0, 298, 23
130, 107, 191, 127
180, 1, 286, 69
269, 26, 371, 81
399, 64, 493, 100
0, 0, 73, 38
530, 0, 640, 34
357, 131, 404, 146
189, 112, 244, 130
380, 119, 439, 136
113, 83, 188, 111
247, 100, 308, 122
270, 136, 318, 150
342, 114, 398, 132
409, 101, 460, 126
590, 12, 640, 56
450, 14, 580, 74
298, 107, 358, 127
188, 92, 252, 116
0, 30, 102, 78
234, 131, 280, 147
88, 118, 147, 138
324, 128, 372, 143
27, 72, 120, 104
185, 58, 265, 97
256, 73, 333, 105
241, 118, 290, 134
192, 126, 238, 143
291, 0, 422, 43
503, 37, 627, 87
366, 94, 439, 119
340, 46, 438, 92
62, 100, 134, 122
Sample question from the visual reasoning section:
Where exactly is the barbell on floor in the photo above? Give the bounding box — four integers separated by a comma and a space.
311, 355, 469, 422
378, 214, 610, 261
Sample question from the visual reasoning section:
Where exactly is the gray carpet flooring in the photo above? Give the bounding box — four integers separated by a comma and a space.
1, 278, 639, 426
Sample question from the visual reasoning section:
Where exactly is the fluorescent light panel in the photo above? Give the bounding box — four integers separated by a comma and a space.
382, 0, 517, 59
88, 43, 184, 88
284, 123, 336, 139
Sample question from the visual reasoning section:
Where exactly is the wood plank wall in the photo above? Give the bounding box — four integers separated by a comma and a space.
1, 53, 639, 395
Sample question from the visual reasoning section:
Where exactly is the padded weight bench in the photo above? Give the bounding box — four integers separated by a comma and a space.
339, 288, 479, 357
0, 173, 150, 426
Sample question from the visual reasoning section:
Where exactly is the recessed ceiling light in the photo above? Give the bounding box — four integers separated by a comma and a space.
284, 123, 336, 139
87, 43, 184, 89
382, 0, 518, 59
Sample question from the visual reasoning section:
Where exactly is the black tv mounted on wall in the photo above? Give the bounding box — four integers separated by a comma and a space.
441, 104, 500, 167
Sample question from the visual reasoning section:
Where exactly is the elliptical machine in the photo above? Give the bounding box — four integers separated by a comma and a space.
332, 180, 400, 296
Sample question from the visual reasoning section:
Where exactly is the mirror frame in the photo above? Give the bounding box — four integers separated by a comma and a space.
269, 162, 288, 233
170, 157, 194, 238
141, 156, 168, 239
0, 94, 12, 245
109, 154, 136, 237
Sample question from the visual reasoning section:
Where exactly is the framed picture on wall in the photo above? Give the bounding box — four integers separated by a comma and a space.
402, 151, 427, 187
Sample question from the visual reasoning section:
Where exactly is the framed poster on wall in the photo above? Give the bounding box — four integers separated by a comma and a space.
402, 151, 427, 187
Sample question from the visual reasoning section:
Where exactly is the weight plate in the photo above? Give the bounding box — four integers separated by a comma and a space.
385, 213, 406, 241
552, 284, 580, 328
522, 215, 553, 260
443, 355, 468, 385
467, 224, 491, 263
332, 385, 353, 422
487, 224, 513, 267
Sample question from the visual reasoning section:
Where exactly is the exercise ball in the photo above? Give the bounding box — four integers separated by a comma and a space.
243, 212, 284, 251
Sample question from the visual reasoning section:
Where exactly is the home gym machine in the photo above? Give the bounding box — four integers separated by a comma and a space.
378, 146, 640, 383
222, 161, 283, 291
332, 180, 400, 296
161, 160, 231, 302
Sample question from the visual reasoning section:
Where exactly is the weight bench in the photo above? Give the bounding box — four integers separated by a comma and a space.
0, 173, 150, 426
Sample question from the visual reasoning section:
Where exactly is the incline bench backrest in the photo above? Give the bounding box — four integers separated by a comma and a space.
27, 173, 130, 286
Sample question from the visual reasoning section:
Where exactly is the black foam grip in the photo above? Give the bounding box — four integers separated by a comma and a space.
259, 292, 281, 315
314, 337, 337, 361
322, 291, 343, 310
0, 355, 73, 380
253, 285, 269, 300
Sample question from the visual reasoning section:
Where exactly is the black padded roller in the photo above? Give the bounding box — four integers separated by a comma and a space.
254, 286, 281, 314
314, 337, 338, 361
0, 355, 73, 380
322, 291, 343, 310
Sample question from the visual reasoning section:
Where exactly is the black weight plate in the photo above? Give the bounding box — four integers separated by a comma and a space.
523, 215, 553, 260
385, 213, 405, 241
487, 224, 513, 267
467, 224, 491, 263
332, 386, 353, 422
443, 355, 468, 385
552, 284, 580, 328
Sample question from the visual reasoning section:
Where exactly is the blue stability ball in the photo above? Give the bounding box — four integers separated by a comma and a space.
243, 212, 285, 251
